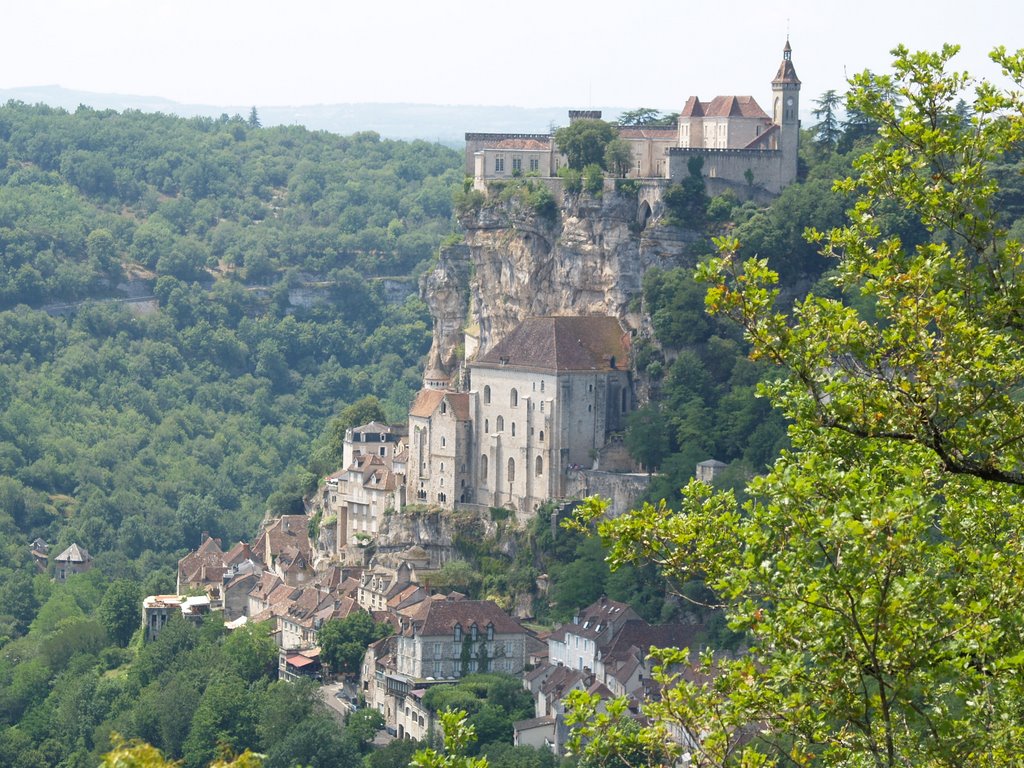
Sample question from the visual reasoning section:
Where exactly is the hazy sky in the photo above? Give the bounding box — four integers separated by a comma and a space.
2, 0, 1020, 112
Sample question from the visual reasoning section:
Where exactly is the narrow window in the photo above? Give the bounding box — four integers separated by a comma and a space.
496, 415, 504, 432
481, 455, 488, 480
539, 430, 544, 442
511, 422, 516, 437
510, 389, 518, 407
484, 385, 491, 404
507, 458, 516, 482
454, 624, 462, 642
536, 456, 543, 476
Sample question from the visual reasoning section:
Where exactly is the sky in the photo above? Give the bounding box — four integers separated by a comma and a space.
2, 0, 1021, 114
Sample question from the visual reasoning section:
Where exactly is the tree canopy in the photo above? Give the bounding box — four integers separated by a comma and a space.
575, 43, 1024, 767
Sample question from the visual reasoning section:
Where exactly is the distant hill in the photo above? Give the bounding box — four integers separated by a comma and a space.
0, 85, 647, 145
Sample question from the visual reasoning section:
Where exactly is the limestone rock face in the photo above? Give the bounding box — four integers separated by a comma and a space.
423, 188, 703, 368
421, 244, 471, 376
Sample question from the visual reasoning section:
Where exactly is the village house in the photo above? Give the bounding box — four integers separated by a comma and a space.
53, 542, 92, 581
394, 596, 530, 679
516, 596, 706, 755
142, 594, 213, 642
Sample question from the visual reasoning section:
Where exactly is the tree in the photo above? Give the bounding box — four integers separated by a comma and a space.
411, 709, 489, 768
811, 89, 843, 151
344, 707, 385, 752
97, 578, 141, 647
222, 621, 277, 682
318, 611, 390, 675
574, 44, 1024, 766
616, 108, 675, 128
247, 107, 260, 129
603, 139, 633, 178
553, 120, 617, 170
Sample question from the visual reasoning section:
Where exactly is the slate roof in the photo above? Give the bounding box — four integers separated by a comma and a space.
474, 316, 630, 373
55, 543, 91, 564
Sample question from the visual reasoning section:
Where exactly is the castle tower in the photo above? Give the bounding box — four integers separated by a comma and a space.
772, 38, 801, 186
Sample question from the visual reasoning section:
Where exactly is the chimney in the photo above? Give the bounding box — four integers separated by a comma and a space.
201, 531, 209, 543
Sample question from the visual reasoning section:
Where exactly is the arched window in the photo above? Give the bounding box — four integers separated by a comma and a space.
481, 454, 488, 480
441, 400, 447, 414
507, 457, 516, 483
496, 415, 504, 432
510, 389, 518, 407
485, 418, 489, 433
454, 624, 462, 642
486, 623, 494, 641
511, 422, 516, 437
483, 385, 491, 404
470, 624, 478, 641
536, 456, 543, 476
539, 430, 545, 442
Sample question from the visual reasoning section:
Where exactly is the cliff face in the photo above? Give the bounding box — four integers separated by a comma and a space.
423, 186, 704, 367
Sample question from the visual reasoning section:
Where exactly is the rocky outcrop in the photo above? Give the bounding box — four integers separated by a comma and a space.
423, 184, 705, 368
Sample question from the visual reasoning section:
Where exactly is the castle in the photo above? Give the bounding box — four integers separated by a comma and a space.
466, 41, 801, 195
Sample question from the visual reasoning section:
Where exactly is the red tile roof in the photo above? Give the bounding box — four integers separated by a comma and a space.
403, 598, 525, 638
494, 138, 551, 151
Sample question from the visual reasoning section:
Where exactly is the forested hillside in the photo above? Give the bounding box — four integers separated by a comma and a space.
0, 103, 463, 766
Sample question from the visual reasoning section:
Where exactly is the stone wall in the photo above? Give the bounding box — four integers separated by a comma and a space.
563, 469, 650, 518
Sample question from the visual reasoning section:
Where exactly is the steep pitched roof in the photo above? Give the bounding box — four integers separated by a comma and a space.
702, 95, 769, 119
474, 316, 630, 373
773, 40, 801, 85
680, 95, 705, 117
55, 543, 91, 564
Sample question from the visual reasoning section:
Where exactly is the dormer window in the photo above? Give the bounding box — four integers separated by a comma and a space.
470, 624, 478, 642
454, 624, 462, 642
486, 623, 494, 641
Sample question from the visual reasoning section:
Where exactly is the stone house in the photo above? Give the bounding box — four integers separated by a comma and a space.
407, 389, 473, 507
395, 596, 529, 679
53, 543, 92, 581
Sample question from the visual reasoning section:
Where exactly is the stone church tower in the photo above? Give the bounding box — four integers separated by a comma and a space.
772, 39, 801, 188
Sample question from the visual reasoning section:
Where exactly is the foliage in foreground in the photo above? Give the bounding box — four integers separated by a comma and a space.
573, 44, 1024, 767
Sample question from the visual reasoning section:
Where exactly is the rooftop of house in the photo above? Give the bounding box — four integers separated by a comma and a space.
55, 542, 92, 563
474, 316, 631, 373
253, 514, 311, 562
401, 597, 525, 638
